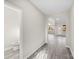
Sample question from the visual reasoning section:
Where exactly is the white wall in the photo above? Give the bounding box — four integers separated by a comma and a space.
69, 7, 74, 55
7, 0, 46, 58
22, 3, 46, 58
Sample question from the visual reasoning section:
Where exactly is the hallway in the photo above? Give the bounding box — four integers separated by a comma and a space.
28, 34, 73, 59
4, 0, 74, 59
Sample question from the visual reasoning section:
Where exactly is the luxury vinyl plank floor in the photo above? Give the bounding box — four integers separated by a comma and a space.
27, 44, 73, 59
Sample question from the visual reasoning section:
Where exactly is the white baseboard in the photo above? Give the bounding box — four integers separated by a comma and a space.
24, 40, 46, 59
66, 45, 74, 56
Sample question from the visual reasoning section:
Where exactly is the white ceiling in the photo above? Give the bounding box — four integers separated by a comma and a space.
30, 0, 73, 16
